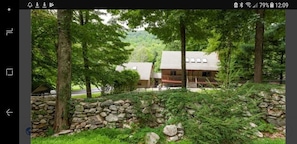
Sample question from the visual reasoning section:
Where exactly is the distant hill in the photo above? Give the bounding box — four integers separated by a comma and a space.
123, 30, 165, 72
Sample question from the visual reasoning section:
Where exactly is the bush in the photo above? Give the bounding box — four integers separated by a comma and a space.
113, 70, 140, 94
182, 89, 260, 144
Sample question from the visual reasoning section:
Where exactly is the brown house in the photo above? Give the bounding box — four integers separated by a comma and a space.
116, 62, 154, 88
160, 51, 220, 88
153, 72, 162, 87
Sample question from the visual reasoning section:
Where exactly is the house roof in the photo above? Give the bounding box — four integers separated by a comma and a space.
160, 51, 219, 71
154, 72, 161, 79
116, 62, 153, 80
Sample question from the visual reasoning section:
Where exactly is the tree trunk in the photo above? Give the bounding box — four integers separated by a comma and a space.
226, 41, 232, 87
54, 10, 73, 133
279, 51, 284, 84
180, 16, 187, 89
253, 9, 265, 83
79, 10, 92, 98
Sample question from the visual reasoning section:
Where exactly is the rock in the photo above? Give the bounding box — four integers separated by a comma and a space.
114, 100, 125, 105
89, 108, 96, 113
118, 113, 126, 120
268, 110, 283, 117
142, 107, 150, 114
40, 119, 47, 124
250, 122, 257, 128
58, 130, 72, 135
100, 100, 113, 107
156, 118, 164, 124
187, 109, 195, 115
163, 125, 177, 136
123, 124, 131, 129
105, 114, 118, 122
259, 102, 268, 108
255, 131, 263, 138
168, 136, 179, 142
155, 113, 163, 118
109, 105, 118, 111
140, 100, 150, 108
46, 101, 56, 106
75, 105, 84, 112
145, 132, 160, 144
176, 123, 183, 130
277, 118, 286, 126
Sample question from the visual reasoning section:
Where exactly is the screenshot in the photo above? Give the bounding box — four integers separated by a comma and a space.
3, 0, 296, 144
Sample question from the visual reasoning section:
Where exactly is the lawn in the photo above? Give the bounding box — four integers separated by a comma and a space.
72, 92, 101, 99
71, 84, 98, 91
31, 128, 285, 144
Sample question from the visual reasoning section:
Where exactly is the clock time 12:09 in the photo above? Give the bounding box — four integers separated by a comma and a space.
275, 2, 289, 8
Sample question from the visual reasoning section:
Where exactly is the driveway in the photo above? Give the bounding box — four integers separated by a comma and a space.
50, 88, 102, 97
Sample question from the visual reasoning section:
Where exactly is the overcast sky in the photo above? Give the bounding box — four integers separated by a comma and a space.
99, 9, 145, 31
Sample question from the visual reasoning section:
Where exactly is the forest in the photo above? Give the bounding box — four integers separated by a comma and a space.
31, 9, 285, 133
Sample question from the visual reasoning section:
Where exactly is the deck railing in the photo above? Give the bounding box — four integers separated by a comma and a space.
162, 75, 216, 83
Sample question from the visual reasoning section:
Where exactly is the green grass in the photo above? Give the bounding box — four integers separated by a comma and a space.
71, 85, 98, 91
72, 92, 101, 99
31, 128, 285, 144
251, 138, 285, 144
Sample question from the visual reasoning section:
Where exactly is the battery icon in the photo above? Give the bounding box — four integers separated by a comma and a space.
270, 2, 274, 8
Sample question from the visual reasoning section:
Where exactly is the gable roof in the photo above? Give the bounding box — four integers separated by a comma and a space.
160, 51, 219, 71
154, 72, 161, 79
116, 62, 153, 80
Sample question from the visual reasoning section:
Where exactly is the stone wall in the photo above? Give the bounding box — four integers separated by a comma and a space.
31, 88, 286, 138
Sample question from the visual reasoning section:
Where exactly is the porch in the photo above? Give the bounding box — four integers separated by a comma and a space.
161, 75, 218, 87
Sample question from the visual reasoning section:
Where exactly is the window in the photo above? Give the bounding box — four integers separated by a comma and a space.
190, 58, 195, 63
196, 58, 201, 63
202, 58, 207, 63
170, 70, 176, 75
186, 57, 189, 63
202, 71, 211, 77
132, 66, 137, 70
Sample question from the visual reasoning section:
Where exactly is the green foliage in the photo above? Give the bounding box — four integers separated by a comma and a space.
256, 120, 276, 133
32, 128, 129, 144
113, 70, 140, 94
215, 57, 243, 88
251, 138, 285, 144
123, 30, 166, 72
45, 127, 55, 136
31, 10, 58, 90
180, 90, 256, 143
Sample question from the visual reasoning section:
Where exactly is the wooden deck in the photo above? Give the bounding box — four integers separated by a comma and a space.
161, 75, 218, 87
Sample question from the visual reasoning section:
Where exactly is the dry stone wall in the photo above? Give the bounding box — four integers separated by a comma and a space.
31, 88, 286, 138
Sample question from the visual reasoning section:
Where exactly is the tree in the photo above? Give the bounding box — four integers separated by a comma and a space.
113, 70, 140, 94
31, 10, 58, 91
109, 9, 210, 88
71, 10, 132, 98
53, 9, 73, 133
254, 9, 265, 83
78, 10, 92, 98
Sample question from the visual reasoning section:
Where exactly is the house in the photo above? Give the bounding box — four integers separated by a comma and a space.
153, 72, 162, 87
116, 62, 154, 88
160, 51, 220, 88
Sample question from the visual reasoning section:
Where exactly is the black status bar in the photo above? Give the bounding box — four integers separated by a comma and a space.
19, 0, 297, 9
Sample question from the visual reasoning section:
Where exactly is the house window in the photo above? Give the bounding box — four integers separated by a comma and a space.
202, 71, 211, 77
186, 57, 189, 63
170, 70, 176, 75
190, 58, 195, 63
196, 58, 201, 63
202, 58, 207, 63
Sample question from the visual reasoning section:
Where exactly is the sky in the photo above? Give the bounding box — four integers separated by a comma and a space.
99, 9, 145, 31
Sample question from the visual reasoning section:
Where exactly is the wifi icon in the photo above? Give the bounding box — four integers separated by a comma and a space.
245, 2, 252, 8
